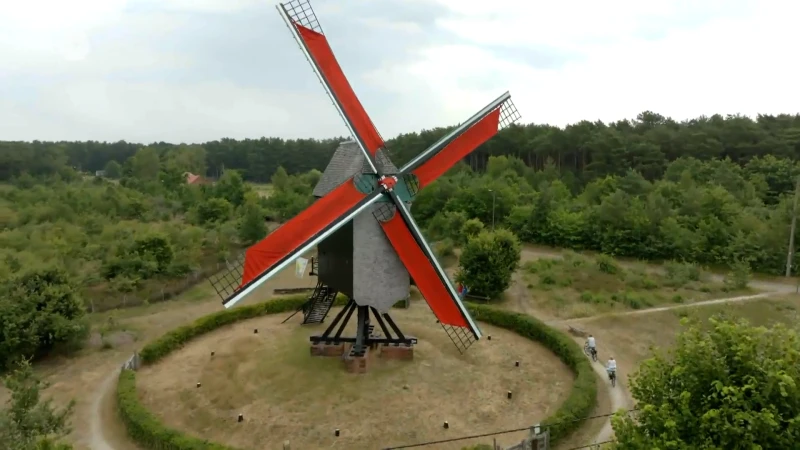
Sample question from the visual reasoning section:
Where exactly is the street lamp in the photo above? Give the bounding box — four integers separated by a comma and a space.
488, 189, 496, 231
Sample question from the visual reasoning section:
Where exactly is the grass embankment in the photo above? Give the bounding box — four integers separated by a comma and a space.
520, 251, 753, 318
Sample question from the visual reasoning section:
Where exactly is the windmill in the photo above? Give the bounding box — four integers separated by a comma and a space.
208, 0, 521, 370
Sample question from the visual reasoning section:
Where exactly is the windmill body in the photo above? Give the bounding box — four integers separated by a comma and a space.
207, 0, 521, 371
313, 141, 410, 313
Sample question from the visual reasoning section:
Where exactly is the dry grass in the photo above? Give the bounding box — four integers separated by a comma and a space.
568, 295, 800, 397
519, 252, 754, 319
135, 300, 574, 450
249, 182, 274, 198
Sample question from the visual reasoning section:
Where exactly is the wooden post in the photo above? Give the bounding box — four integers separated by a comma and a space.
786, 177, 800, 277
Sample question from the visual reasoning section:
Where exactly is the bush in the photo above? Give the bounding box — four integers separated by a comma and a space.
138, 293, 331, 364
456, 229, 522, 299
118, 298, 597, 450
664, 260, 701, 286
613, 316, 800, 448
459, 218, 485, 244
0, 267, 89, 370
724, 259, 751, 290
595, 254, 620, 275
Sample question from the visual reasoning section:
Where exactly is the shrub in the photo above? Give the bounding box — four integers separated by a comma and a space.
0, 267, 89, 370
595, 254, 620, 275
456, 229, 522, 299
138, 293, 325, 364
724, 259, 751, 290
459, 218, 485, 244
664, 261, 701, 286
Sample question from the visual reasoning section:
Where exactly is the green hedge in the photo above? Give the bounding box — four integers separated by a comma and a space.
117, 296, 596, 450
137, 294, 348, 364
467, 304, 597, 442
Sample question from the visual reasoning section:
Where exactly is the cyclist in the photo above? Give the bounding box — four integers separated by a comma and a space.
606, 356, 617, 379
586, 334, 597, 359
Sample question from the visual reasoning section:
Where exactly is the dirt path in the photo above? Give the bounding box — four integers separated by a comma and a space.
89, 366, 141, 450
565, 292, 774, 324
554, 291, 785, 446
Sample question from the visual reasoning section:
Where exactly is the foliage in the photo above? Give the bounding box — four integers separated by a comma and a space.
103, 160, 121, 179
522, 254, 736, 315
237, 195, 268, 245
0, 359, 75, 450
724, 259, 752, 290
137, 294, 334, 365
612, 316, 800, 449
117, 296, 596, 450
0, 267, 89, 370
432, 238, 455, 260
5, 112, 800, 276
457, 229, 522, 299
0, 141, 318, 315
263, 166, 316, 222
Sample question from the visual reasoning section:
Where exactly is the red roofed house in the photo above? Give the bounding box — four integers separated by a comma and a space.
184, 172, 212, 185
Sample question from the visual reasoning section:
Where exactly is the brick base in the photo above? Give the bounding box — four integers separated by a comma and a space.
380, 344, 414, 360
310, 343, 344, 357
344, 347, 370, 374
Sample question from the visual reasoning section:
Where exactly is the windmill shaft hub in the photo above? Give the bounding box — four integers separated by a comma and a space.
379, 175, 399, 192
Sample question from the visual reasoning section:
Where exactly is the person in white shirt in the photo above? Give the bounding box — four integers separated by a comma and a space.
586, 334, 597, 358
606, 357, 617, 376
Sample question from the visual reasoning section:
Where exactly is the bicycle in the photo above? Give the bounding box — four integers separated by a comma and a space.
608, 369, 617, 387
583, 342, 598, 362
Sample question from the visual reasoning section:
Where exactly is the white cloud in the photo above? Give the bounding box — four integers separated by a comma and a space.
0, 0, 128, 63
0, 80, 346, 143
1, 0, 797, 143
373, 0, 800, 127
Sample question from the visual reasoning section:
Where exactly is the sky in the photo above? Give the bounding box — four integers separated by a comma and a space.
1, 0, 798, 144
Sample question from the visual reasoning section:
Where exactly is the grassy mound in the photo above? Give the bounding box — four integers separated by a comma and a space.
117, 295, 596, 449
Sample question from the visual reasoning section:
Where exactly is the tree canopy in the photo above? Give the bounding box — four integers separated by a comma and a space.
3, 111, 800, 188
612, 316, 800, 449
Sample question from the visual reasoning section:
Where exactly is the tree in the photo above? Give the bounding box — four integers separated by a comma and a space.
193, 198, 233, 225
0, 359, 74, 450
271, 166, 290, 191
238, 198, 268, 245
0, 268, 88, 370
460, 218, 485, 244
456, 229, 521, 299
612, 316, 800, 449
103, 160, 121, 179
129, 147, 160, 181
214, 170, 248, 207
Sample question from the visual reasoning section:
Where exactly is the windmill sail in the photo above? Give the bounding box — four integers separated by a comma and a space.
277, 0, 384, 169
209, 180, 382, 308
